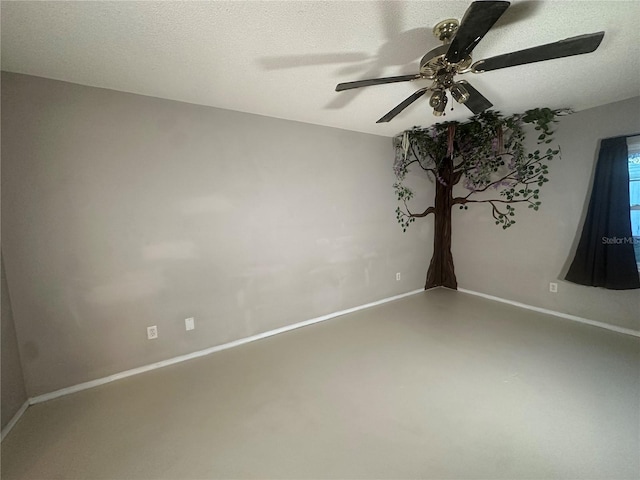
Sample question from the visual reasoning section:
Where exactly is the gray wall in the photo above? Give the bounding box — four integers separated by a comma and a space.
1, 73, 432, 397
1, 253, 28, 429
452, 96, 640, 330
3, 72, 637, 399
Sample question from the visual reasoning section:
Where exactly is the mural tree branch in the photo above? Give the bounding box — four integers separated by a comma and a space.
394, 108, 567, 290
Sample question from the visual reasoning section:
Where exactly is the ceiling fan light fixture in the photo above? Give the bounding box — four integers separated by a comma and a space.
450, 82, 470, 104
431, 91, 448, 116
429, 90, 446, 108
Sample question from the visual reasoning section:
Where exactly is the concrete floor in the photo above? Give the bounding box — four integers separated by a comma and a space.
1, 288, 639, 479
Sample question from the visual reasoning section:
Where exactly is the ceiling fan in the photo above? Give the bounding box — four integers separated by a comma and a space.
334, 1, 604, 123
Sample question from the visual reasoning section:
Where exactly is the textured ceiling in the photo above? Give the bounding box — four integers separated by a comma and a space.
2, 1, 639, 137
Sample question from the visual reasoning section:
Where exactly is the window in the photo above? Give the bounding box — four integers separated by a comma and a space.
628, 135, 640, 269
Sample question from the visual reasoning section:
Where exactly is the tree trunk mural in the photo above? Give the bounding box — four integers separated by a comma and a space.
425, 155, 456, 289
393, 108, 566, 290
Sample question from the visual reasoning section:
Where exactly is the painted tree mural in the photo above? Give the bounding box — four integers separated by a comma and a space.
393, 108, 566, 290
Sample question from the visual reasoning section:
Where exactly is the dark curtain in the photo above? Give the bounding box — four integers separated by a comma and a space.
566, 136, 640, 289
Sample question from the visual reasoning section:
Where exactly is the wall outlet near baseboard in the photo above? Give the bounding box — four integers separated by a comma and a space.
185, 317, 195, 331
549, 282, 558, 293
396, 272, 401, 281
147, 325, 158, 339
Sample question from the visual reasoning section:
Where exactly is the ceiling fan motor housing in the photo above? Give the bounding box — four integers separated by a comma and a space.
419, 44, 449, 78
420, 45, 473, 78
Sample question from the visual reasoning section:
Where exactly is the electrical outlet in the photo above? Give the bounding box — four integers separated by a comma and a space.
147, 325, 158, 340
185, 317, 195, 331
396, 272, 401, 281
549, 282, 558, 293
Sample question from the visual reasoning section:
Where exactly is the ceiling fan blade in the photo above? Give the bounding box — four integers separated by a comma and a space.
335, 74, 422, 92
376, 88, 430, 123
457, 80, 493, 114
471, 31, 605, 72
445, 1, 511, 64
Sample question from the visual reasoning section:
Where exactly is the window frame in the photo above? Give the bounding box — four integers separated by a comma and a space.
627, 135, 640, 271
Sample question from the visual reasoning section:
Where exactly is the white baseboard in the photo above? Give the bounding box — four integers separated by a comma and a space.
29, 288, 425, 405
457, 287, 640, 338
1, 400, 29, 442
19, 286, 638, 409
